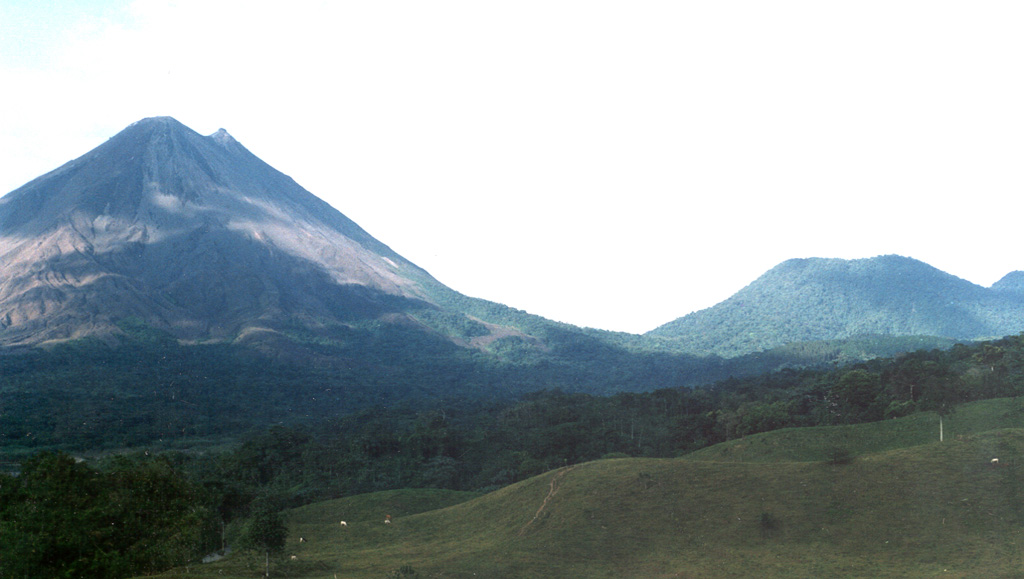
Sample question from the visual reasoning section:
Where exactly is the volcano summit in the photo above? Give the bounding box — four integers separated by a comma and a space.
0, 117, 449, 345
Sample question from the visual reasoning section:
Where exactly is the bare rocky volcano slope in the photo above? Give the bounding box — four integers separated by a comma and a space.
0, 117, 449, 345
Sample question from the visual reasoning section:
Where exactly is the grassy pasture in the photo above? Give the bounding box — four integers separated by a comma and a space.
146, 398, 1024, 578
687, 397, 1024, 463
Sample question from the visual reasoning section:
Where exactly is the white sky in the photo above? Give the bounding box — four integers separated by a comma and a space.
2, 1, 1023, 333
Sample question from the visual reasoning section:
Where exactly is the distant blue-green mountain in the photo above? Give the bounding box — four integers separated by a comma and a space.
648, 255, 1024, 357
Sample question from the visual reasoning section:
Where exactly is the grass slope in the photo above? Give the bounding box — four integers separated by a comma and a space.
686, 397, 1024, 463
148, 398, 1024, 578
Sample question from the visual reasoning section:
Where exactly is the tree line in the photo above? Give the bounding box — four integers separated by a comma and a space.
174, 334, 1024, 506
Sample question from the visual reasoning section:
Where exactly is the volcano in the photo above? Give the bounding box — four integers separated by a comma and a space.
0, 117, 455, 345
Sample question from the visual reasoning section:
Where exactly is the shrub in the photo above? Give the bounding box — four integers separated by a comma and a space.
825, 445, 853, 465
759, 512, 779, 538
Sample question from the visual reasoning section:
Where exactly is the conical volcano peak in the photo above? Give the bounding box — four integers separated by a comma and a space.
0, 117, 434, 346
129, 115, 184, 127
117, 116, 195, 141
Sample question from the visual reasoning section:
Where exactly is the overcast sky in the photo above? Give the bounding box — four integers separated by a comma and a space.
2, 1, 1023, 333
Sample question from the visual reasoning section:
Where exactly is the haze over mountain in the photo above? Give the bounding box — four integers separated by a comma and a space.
650, 255, 1024, 357
0, 117, 524, 347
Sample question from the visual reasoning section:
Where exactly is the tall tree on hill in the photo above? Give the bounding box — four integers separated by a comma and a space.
916, 366, 967, 442
238, 499, 288, 577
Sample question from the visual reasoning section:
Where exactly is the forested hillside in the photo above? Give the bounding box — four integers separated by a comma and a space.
650, 255, 1024, 356
1, 314, 963, 462
154, 332, 1022, 506
0, 319, 718, 458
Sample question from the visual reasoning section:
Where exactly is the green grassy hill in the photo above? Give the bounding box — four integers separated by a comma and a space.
147, 398, 1024, 578
686, 397, 1024, 463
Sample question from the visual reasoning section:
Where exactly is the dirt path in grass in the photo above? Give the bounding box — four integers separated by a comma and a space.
518, 464, 580, 536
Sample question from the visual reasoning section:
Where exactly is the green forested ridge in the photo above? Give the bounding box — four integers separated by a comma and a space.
0, 323, 758, 457
145, 333, 1023, 510
650, 255, 1024, 356
0, 310, 962, 461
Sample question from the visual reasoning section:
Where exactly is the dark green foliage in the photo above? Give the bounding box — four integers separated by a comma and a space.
236, 499, 288, 555
0, 325, 495, 454
829, 369, 882, 423
1, 308, 971, 461
0, 318, 817, 457
0, 452, 218, 578
825, 446, 853, 465
387, 565, 420, 578
412, 309, 490, 340
637, 471, 655, 490
148, 333, 1024, 513
759, 512, 779, 539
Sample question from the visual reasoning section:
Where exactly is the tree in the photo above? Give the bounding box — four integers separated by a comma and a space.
0, 452, 216, 578
238, 500, 288, 577
917, 367, 967, 442
759, 512, 779, 539
829, 370, 881, 423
